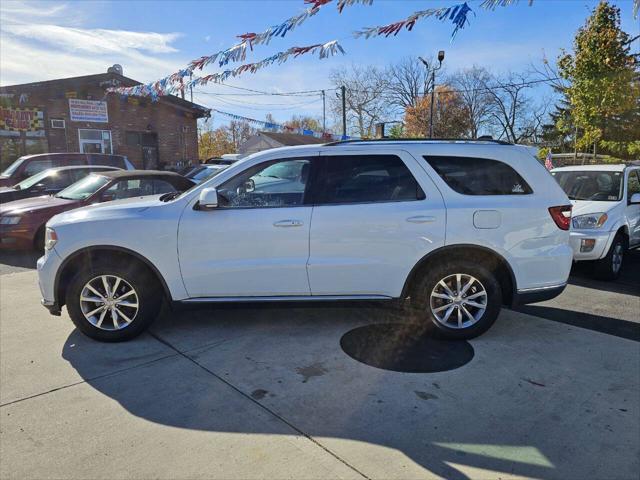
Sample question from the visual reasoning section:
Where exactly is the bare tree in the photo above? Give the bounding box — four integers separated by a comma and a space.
330, 65, 394, 137
484, 72, 548, 144
447, 66, 493, 138
386, 57, 431, 110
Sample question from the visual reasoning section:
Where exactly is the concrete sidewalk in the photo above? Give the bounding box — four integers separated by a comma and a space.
1, 271, 639, 479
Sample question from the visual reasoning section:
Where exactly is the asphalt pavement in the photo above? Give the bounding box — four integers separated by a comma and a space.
0, 249, 638, 479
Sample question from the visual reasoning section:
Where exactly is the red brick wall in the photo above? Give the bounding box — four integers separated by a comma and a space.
1, 77, 200, 169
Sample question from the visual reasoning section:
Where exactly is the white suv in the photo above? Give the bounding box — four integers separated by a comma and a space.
551, 164, 640, 279
38, 140, 574, 342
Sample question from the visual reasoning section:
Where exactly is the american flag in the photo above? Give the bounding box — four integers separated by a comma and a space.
544, 151, 554, 171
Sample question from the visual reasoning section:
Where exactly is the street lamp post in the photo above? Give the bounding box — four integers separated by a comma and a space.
419, 51, 445, 139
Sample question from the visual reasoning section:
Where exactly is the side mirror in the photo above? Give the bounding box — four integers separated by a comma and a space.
33, 183, 46, 192
630, 193, 640, 204
198, 187, 218, 210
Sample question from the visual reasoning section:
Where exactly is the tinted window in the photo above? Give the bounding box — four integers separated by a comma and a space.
103, 179, 156, 200
24, 158, 53, 177
552, 170, 622, 201
153, 179, 177, 194
424, 156, 532, 195
218, 158, 311, 208
317, 155, 424, 205
88, 155, 125, 168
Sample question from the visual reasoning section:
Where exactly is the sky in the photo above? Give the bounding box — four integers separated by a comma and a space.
1, 0, 638, 131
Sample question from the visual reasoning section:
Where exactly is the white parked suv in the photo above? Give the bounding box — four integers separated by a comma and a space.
37, 139, 574, 342
551, 163, 640, 279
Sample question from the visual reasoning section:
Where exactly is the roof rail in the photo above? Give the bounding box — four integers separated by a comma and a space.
323, 137, 513, 146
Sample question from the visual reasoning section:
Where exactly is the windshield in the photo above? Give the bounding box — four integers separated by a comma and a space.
552, 170, 623, 201
56, 174, 109, 200
14, 169, 56, 190
1, 157, 26, 177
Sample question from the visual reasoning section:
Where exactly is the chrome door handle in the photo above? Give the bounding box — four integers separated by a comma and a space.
273, 219, 304, 227
406, 215, 436, 224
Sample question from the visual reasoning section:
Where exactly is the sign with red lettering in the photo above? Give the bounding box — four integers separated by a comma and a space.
0, 107, 44, 132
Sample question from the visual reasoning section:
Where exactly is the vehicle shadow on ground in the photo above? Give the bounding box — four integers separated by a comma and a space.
0, 250, 40, 270
61, 306, 604, 480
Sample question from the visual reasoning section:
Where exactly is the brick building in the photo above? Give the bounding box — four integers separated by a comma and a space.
0, 66, 210, 170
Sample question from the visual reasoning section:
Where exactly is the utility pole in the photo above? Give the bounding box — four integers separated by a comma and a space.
419, 51, 445, 139
322, 90, 326, 134
341, 85, 346, 138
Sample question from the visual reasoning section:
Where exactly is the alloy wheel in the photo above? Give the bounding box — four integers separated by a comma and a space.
612, 243, 624, 274
429, 273, 488, 329
79, 275, 139, 331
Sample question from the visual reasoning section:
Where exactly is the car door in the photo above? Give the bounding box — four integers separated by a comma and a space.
626, 169, 640, 247
307, 150, 446, 298
178, 156, 315, 298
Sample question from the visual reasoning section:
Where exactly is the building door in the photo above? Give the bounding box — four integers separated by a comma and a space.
79, 129, 112, 154
142, 145, 159, 169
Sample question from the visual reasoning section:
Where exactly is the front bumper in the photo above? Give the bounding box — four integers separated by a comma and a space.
512, 283, 567, 306
0, 223, 37, 250
37, 248, 63, 315
569, 229, 614, 261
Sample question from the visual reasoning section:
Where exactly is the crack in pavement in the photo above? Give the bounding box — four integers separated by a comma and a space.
147, 330, 371, 480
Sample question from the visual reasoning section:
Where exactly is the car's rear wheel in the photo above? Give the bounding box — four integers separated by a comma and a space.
593, 233, 626, 280
409, 261, 502, 340
65, 261, 162, 342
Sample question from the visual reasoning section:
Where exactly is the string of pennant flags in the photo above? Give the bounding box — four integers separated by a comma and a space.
211, 108, 352, 140
108, 0, 637, 102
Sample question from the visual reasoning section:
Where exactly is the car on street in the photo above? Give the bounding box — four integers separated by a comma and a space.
0, 166, 120, 204
551, 163, 640, 279
185, 164, 228, 184
1, 170, 194, 251
38, 138, 574, 342
0, 153, 135, 187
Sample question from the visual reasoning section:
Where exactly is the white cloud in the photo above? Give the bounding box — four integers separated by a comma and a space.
0, 0, 185, 86
3, 23, 181, 55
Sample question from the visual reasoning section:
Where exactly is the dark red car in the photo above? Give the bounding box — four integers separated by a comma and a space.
0, 170, 194, 251
0, 153, 134, 188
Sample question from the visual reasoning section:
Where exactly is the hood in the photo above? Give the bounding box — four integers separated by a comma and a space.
570, 199, 620, 217
49, 194, 165, 227
0, 195, 76, 216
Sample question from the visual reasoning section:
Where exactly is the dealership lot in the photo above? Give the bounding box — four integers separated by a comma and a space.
0, 252, 638, 479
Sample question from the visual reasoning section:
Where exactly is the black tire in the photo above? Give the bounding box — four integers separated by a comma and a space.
593, 233, 626, 281
65, 260, 162, 342
408, 260, 502, 340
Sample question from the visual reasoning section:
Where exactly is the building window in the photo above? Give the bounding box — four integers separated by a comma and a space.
79, 129, 112, 154
50, 119, 66, 129
126, 131, 141, 146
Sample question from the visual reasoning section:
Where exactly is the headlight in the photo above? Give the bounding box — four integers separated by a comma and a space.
0, 216, 21, 225
572, 212, 608, 229
44, 227, 58, 250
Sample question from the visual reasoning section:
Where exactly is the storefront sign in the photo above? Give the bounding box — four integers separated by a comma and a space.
69, 99, 108, 123
0, 107, 44, 132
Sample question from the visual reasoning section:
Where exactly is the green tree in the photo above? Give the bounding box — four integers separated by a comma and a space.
557, 1, 639, 158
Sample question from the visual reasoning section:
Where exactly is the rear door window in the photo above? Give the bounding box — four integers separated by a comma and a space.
423, 156, 532, 195
315, 155, 425, 205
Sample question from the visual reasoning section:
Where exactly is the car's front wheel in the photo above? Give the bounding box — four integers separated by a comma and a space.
66, 261, 162, 342
593, 232, 626, 280
409, 261, 502, 340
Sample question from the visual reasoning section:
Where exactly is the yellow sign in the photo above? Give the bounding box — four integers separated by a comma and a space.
0, 107, 44, 132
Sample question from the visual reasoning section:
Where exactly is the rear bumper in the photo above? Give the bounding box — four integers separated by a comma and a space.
512, 283, 567, 306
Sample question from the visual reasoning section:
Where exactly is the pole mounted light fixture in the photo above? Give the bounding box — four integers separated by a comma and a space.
418, 51, 445, 138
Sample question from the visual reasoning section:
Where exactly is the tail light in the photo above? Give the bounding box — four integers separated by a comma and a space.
548, 205, 572, 230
